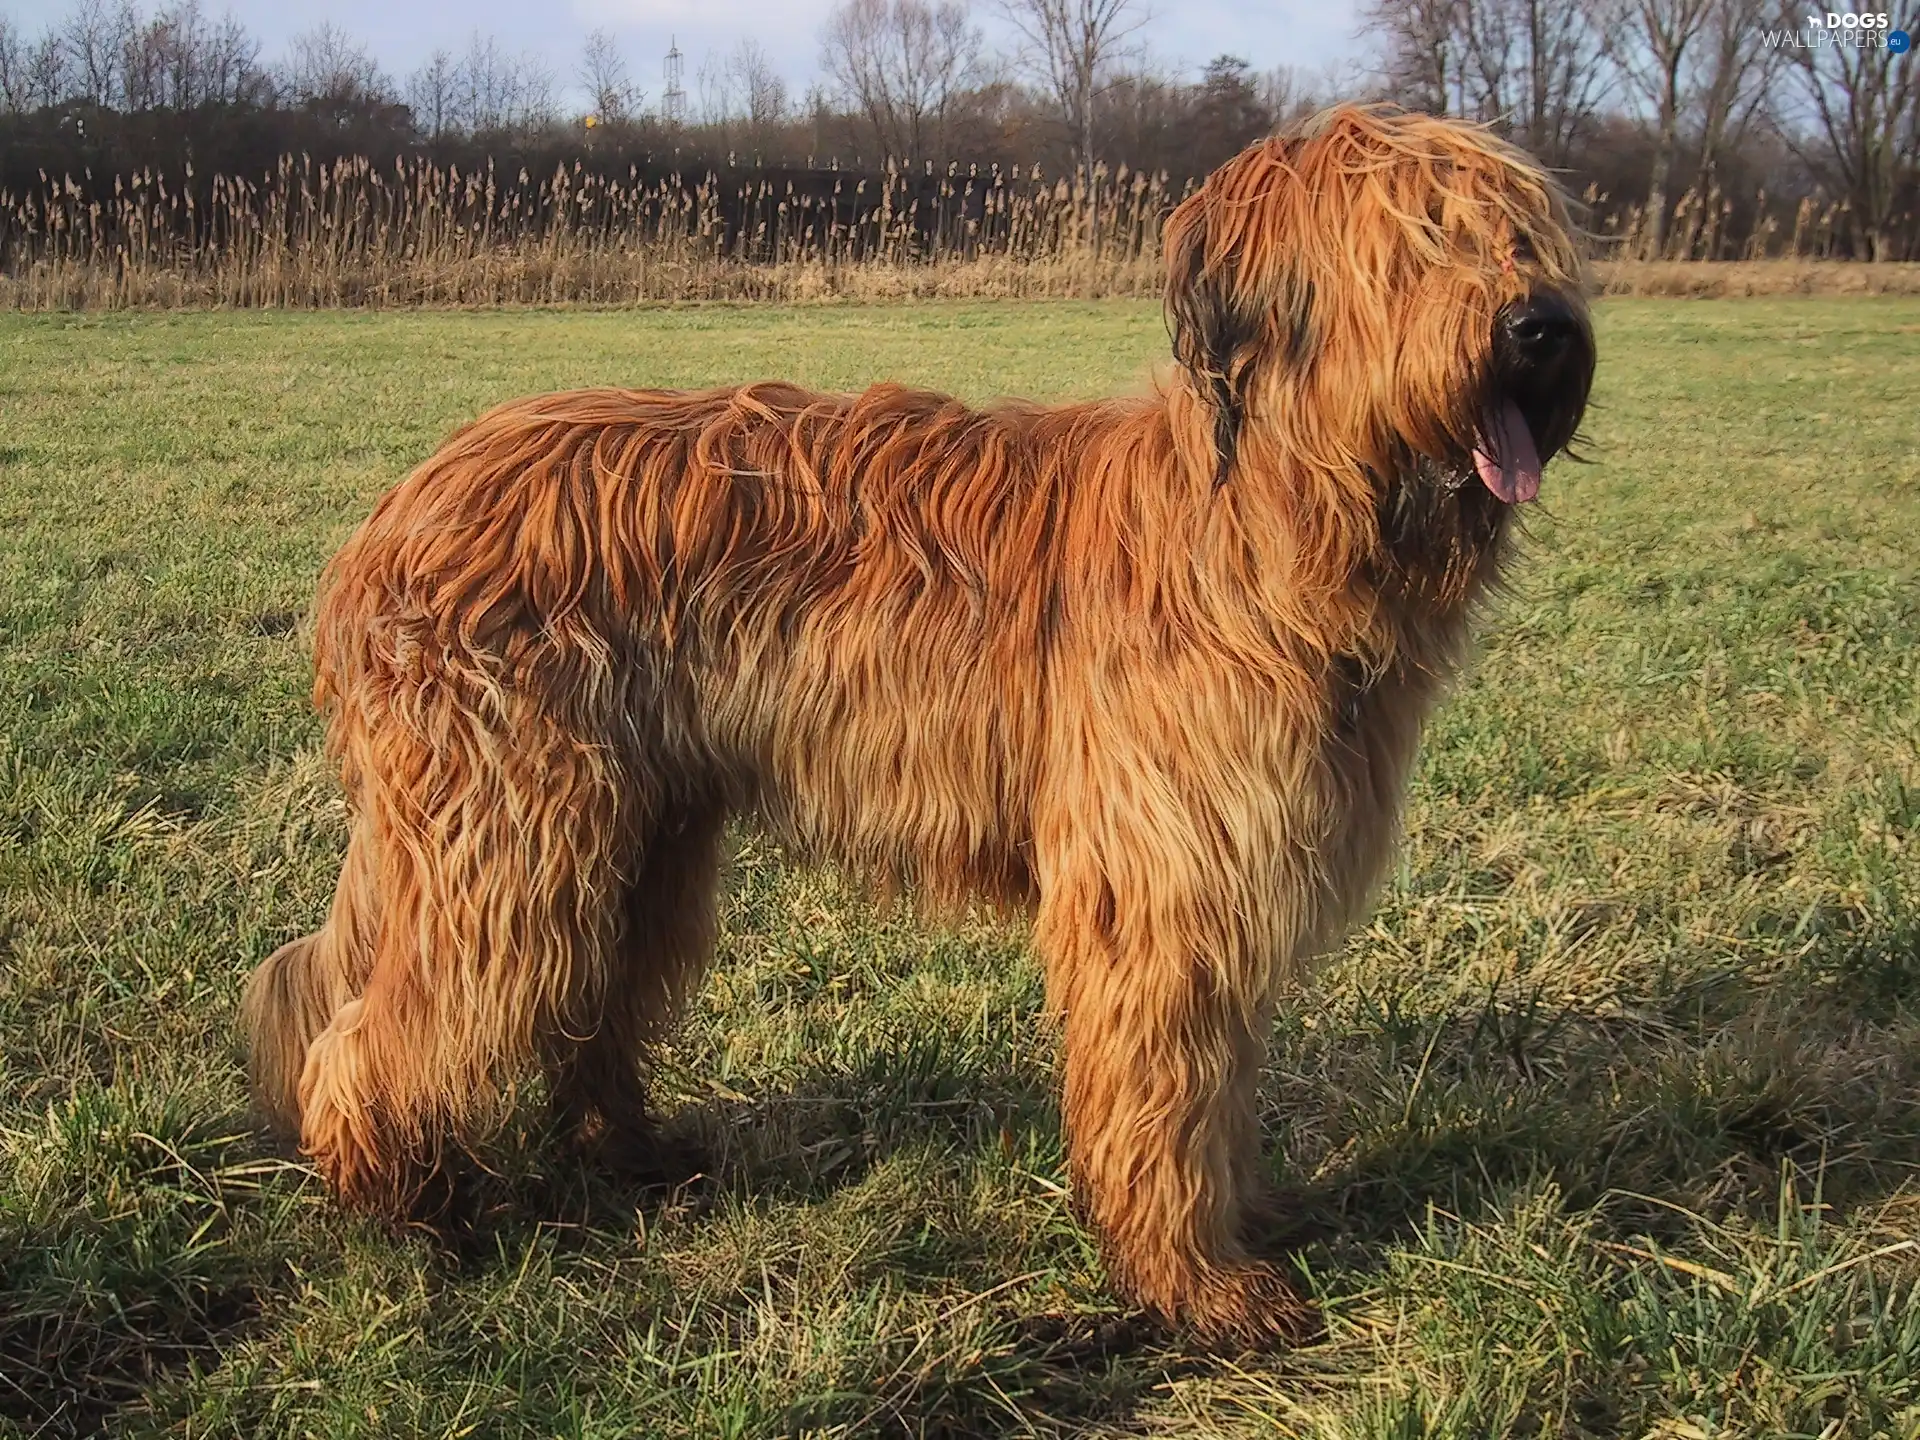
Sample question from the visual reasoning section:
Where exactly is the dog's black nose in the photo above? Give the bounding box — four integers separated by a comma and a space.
1502, 295, 1581, 360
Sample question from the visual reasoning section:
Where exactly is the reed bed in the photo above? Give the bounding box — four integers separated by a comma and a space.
4, 154, 1912, 309
0, 154, 1175, 309
1588, 179, 1918, 263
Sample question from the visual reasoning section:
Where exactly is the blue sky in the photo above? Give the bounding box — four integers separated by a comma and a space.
5, 0, 1367, 111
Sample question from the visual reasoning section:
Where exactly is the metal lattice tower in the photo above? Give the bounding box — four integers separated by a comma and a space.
662, 38, 685, 126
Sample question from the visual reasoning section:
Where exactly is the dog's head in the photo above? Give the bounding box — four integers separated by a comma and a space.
1164, 104, 1594, 514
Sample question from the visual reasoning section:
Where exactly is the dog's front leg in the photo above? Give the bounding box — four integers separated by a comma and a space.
1035, 852, 1316, 1348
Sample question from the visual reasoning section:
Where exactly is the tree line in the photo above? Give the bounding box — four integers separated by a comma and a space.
2, 0, 1916, 260
1369, 0, 1918, 259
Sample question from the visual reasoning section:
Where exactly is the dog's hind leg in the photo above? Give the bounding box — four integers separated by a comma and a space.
1035, 805, 1318, 1348
293, 682, 638, 1216
544, 802, 726, 1186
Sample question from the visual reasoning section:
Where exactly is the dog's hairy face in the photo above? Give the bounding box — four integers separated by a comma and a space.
1165, 104, 1596, 511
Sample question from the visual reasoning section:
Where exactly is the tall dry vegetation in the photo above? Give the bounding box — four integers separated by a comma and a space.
0, 155, 1174, 308
8, 151, 1919, 310
1592, 178, 1911, 263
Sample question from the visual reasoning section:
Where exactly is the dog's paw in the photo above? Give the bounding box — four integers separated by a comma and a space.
1171, 1262, 1324, 1352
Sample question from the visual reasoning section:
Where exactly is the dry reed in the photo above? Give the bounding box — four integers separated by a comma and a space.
6, 156, 1914, 309
1586, 179, 1916, 265
0, 154, 1176, 309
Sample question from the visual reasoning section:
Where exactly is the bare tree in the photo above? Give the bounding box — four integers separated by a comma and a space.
0, 22, 70, 110
1525, 0, 1616, 165
822, 0, 980, 166
162, 0, 208, 107
1371, 0, 1612, 166
1097, 56, 1181, 170
58, 0, 261, 110
1260, 63, 1334, 126
1367, 0, 1466, 113
120, 4, 163, 108
803, 80, 837, 158
455, 33, 553, 132
22, 26, 69, 108
1468, 0, 1614, 165
408, 48, 459, 137
109, 0, 263, 108
146, 0, 228, 109
1608, 0, 1715, 254
516, 54, 557, 129
63, 0, 127, 107
1776, 10, 1920, 259
696, 49, 734, 133
0, 18, 29, 111
280, 21, 388, 105
727, 38, 789, 147
994, 0, 1146, 174
1691, 0, 1778, 181
579, 28, 637, 123
199, 8, 261, 104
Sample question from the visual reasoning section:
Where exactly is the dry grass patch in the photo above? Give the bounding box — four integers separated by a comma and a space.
1598, 260, 1920, 298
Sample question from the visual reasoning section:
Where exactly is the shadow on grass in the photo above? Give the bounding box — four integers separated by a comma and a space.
0, 1279, 266, 1438
0, 1102, 291, 1438
1263, 911, 1920, 1261
657, 899, 1920, 1257
206, 899, 1917, 1436
765, 1311, 1180, 1440
425, 1026, 1062, 1264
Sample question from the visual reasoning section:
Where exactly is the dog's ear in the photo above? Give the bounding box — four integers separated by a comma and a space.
1165, 209, 1254, 489
1164, 154, 1315, 489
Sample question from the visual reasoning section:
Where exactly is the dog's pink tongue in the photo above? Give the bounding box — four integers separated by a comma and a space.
1473, 401, 1542, 503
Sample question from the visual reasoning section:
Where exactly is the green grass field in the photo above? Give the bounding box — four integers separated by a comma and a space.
2, 299, 1917, 1439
